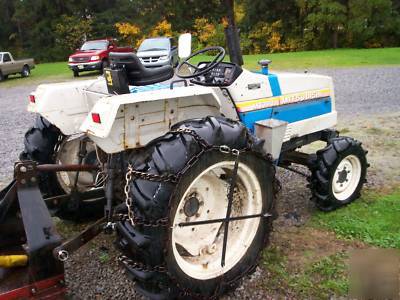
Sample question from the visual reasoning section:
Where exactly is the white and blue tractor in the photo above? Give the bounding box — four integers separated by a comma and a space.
0, 34, 367, 299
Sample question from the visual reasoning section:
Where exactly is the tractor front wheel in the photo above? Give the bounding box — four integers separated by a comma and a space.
309, 137, 368, 211
116, 116, 276, 299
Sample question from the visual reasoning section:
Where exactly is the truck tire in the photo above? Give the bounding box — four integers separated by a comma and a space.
73, 70, 79, 77
19, 116, 103, 220
0, 70, 4, 81
21, 65, 30, 77
116, 116, 277, 299
308, 137, 368, 211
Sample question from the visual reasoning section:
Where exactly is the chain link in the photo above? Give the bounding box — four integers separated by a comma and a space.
118, 255, 167, 273
169, 128, 210, 149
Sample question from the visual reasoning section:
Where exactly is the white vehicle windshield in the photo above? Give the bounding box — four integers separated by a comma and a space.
138, 38, 170, 52
81, 41, 108, 51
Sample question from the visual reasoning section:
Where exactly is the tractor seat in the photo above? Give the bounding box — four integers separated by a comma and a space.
109, 52, 174, 86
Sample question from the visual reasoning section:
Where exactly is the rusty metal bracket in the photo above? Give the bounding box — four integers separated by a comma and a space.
13, 160, 64, 282
36, 163, 99, 172
53, 217, 106, 262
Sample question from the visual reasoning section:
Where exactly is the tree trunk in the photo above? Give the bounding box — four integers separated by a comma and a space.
332, 30, 338, 49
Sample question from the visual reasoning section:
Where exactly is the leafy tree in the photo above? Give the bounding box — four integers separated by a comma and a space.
0, 0, 399, 61
54, 15, 93, 53
302, 0, 347, 49
115, 22, 141, 47
347, 0, 400, 47
192, 18, 226, 50
150, 19, 173, 37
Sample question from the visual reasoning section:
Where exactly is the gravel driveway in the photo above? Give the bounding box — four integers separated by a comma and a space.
0, 66, 399, 299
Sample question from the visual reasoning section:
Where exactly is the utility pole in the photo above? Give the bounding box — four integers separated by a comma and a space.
224, 0, 243, 66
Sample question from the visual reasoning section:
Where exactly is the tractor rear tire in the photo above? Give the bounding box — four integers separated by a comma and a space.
19, 116, 103, 220
116, 116, 277, 299
19, 115, 63, 198
308, 136, 368, 211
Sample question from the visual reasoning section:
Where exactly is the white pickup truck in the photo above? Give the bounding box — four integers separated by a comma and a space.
0, 52, 35, 81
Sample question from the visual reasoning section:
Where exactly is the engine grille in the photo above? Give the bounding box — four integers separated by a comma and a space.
140, 56, 160, 63
71, 56, 90, 63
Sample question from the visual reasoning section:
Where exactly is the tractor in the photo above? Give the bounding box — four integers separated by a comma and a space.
0, 33, 367, 299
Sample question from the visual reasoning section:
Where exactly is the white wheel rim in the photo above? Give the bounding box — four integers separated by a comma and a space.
55, 139, 97, 193
172, 161, 262, 280
332, 154, 362, 201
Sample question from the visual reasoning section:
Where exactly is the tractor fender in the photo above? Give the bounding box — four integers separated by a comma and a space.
28, 79, 107, 135
80, 85, 239, 153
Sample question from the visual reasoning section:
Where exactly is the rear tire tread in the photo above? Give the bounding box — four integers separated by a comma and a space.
116, 116, 276, 299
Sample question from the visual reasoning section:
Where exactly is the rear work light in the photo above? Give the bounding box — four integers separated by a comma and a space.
29, 95, 35, 103
91, 113, 101, 124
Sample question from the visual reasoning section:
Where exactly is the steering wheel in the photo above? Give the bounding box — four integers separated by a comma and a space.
176, 46, 226, 79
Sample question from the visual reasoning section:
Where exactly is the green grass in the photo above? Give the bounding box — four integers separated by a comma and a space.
1, 61, 98, 88
1, 47, 399, 88
312, 190, 400, 248
243, 47, 400, 70
193, 47, 400, 70
262, 247, 348, 298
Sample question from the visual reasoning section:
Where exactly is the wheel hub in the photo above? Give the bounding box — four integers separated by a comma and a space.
183, 193, 201, 217
332, 155, 362, 201
337, 167, 350, 184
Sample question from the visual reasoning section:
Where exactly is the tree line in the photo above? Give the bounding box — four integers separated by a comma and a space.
1, 0, 399, 62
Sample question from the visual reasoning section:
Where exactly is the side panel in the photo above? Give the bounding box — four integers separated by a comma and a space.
239, 97, 332, 132
283, 111, 337, 142
83, 86, 226, 153
124, 95, 221, 148
240, 108, 273, 132
271, 97, 332, 123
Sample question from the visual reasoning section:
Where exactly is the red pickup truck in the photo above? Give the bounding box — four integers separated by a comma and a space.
68, 38, 133, 77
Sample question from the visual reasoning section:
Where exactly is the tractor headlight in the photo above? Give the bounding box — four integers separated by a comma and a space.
91, 55, 100, 61
160, 55, 169, 60
68, 57, 73, 62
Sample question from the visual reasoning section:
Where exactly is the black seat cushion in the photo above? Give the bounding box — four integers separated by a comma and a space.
109, 52, 174, 86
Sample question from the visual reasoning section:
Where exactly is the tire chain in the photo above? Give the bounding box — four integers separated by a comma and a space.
119, 255, 167, 273
123, 128, 248, 228
121, 127, 280, 299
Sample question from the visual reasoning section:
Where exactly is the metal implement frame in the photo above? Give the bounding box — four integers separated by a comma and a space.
0, 161, 104, 298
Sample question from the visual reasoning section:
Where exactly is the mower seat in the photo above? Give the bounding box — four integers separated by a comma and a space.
109, 52, 174, 86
